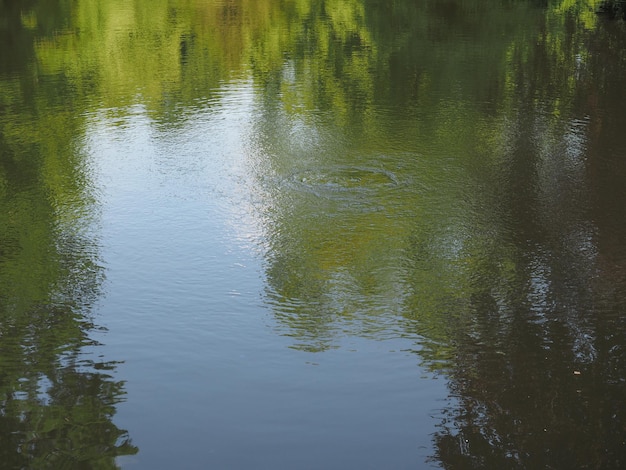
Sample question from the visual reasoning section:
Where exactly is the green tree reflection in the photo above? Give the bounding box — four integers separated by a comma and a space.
249, 0, 548, 351
0, 2, 137, 467
241, 0, 626, 467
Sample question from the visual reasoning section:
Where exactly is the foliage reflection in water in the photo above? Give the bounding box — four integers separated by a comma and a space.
224, 0, 626, 466
2, 0, 626, 468
0, 2, 137, 467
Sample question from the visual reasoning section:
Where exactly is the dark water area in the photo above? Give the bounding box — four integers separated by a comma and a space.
1, 0, 626, 468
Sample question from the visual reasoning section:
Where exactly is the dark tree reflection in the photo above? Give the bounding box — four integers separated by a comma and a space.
423, 12, 626, 470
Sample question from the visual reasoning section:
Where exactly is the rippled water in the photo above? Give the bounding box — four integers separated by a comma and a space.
2, 0, 626, 468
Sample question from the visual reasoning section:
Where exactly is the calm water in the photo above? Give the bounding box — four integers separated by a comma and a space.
2, 0, 626, 468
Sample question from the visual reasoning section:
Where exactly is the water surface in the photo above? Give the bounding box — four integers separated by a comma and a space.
1, 0, 626, 468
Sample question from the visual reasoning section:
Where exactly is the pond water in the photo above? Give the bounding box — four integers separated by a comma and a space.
1, 0, 626, 468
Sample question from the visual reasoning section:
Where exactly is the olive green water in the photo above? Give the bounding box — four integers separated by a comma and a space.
2, 0, 626, 468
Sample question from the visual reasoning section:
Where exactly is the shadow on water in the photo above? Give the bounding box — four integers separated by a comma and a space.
0, 2, 137, 467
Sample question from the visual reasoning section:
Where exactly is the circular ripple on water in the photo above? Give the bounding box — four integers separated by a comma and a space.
287, 165, 401, 198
